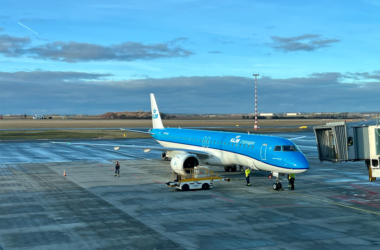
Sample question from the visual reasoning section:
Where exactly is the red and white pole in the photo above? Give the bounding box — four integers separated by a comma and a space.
253, 74, 259, 130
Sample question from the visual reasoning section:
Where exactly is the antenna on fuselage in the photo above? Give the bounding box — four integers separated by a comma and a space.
247, 131, 250, 134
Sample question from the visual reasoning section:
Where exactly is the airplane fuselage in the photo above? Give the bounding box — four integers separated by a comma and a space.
151, 128, 309, 174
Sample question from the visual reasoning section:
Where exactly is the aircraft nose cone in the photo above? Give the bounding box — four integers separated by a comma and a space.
290, 154, 309, 170
297, 154, 310, 170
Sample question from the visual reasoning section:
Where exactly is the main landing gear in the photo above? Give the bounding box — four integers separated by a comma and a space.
224, 166, 237, 172
271, 173, 282, 191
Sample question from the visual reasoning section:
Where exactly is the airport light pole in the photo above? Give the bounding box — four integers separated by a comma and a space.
253, 74, 259, 130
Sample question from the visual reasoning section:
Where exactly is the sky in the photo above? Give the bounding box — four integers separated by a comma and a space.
0, 0, 379, 115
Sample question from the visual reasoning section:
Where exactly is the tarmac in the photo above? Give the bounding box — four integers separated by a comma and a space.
1, 132, 380, 249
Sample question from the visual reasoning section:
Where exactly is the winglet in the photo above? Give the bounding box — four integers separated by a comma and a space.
150, 93, 164, 129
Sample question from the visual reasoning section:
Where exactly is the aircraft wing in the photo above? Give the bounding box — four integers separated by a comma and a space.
50, 142, 211, 158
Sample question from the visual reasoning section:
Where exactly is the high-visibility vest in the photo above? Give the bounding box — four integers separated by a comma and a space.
245, 169, 250, 177
289, 174, 295, 179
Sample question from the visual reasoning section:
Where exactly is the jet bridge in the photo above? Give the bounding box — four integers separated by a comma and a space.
314, 122, 380, 181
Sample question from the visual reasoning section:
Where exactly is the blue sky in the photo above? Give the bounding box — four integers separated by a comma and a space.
1, 0, 379, 114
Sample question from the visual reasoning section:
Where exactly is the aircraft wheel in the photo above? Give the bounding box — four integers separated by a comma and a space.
224, 166, 230, 172
231, 166, 237, 172
278, 183, 282, 189
202, 183, 210, 190
182, 184, 190, 191
272, 183, 279, 190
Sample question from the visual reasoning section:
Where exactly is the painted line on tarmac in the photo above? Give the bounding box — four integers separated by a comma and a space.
88, 145, 152, 161
230, 177, 380, 216
153, 180, 165, 184
285, 191, 380, 216
350, 183, 377, 195
211, 195, 233, 202
132, 174, 143, 178
258, 204, 304, 208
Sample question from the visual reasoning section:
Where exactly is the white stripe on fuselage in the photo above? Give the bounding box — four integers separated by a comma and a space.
156, 139, 306, 174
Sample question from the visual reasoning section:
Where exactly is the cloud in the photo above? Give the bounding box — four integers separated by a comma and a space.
131, 74, 150, 79
208, 51, 222, 53
267, 34, 340, 52
0, 34, 31, 56
0, 70, 111, 82
345, 71, 380, 80
1, 70, 380, 114
0, 35, 195, 62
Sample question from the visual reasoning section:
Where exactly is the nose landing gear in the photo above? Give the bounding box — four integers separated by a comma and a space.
272, 173, 282, 191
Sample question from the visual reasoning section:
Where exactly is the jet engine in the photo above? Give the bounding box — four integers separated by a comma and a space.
170, 153, 200, 175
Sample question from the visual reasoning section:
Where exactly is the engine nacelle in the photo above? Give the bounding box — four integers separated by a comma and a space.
170, 153, 200, 174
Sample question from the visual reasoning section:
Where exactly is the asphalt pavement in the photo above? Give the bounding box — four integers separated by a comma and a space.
1, 131, 380, 249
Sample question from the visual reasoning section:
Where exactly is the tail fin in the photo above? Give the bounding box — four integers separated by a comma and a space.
150, 93, 164, 129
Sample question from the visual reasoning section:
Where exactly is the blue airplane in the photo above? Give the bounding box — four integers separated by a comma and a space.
55, 93, 309, 190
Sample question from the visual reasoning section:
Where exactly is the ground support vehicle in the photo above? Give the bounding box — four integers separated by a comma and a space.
166, 167, 230, 191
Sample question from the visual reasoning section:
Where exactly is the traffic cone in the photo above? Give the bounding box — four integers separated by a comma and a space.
63, 170, 66, 176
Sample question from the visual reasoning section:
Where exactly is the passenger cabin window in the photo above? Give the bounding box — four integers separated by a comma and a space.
282, 145, 299, 152
274, 146, 281, 151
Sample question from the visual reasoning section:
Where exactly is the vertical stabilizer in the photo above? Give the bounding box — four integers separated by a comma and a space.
150, 93, 164, 129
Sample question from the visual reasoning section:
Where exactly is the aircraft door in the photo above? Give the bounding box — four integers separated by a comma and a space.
260, 144, 267, 161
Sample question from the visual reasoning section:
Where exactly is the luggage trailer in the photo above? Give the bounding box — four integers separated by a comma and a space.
166, 167, 230, 191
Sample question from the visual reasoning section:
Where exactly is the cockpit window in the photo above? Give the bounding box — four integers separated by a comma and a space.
274, 145, 281, 151
282, 145, 299, 152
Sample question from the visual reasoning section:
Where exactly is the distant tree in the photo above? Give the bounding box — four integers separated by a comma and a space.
24, 114, 27, 119
119, 115, 127, 119
242, 116, 246, 119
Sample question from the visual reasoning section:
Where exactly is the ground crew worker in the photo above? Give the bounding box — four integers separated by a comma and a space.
245, 168, 251, 186
115, 161, 120, 177
288, 173, 295, 190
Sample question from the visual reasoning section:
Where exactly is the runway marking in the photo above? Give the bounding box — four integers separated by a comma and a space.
211, 195, 233, 202
132, 174, 143, 178
98, 164, 103, 167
